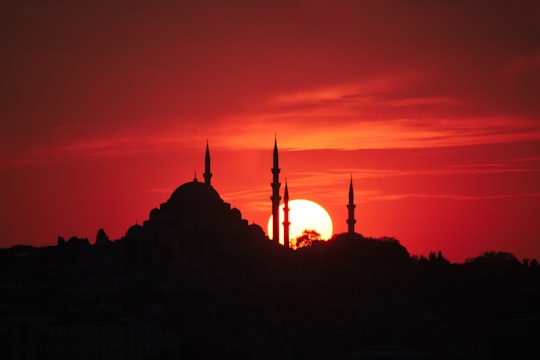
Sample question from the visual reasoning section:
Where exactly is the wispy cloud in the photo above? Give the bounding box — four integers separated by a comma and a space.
369, 192, 540, 202
6, 72, 540, 167
142, 187, 174, 195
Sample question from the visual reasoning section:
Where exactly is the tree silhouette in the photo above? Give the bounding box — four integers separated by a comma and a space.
293, 229, 321, 250
465, 251, 521, 271
96, 228, 111, 246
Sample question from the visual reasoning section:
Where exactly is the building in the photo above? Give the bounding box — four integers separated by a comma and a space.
347, 176, 356, 235
123, 143, 267, 268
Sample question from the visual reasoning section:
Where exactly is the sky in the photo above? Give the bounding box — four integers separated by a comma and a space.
1, 0, 540, 262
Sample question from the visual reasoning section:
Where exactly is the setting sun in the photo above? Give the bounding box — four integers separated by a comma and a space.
267, 199, 333, 245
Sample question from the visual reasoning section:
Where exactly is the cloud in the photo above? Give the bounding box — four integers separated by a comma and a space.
370, 192, 540, 202
142, 187, 174, 195
2, 1, 540, 166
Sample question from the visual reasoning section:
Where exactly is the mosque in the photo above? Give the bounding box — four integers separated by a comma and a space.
123, 139, 357, 266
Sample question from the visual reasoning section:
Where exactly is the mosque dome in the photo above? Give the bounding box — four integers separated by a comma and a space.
166, 180, 224, 214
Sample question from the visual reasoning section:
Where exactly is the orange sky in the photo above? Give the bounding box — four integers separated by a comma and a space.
1, 1, 540, 262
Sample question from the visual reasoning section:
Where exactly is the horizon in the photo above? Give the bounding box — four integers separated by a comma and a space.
1, 1, 540, 262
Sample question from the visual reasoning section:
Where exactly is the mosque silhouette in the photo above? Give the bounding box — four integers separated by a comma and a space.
3, 141, 540, 360
122, 138, 357, 266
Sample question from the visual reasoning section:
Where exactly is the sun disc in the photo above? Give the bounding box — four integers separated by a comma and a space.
267, 199, 333, 246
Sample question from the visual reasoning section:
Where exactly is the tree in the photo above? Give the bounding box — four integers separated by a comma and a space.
96, 228, 111, 246
465, 251, 521, 271
293, 229, 321, 250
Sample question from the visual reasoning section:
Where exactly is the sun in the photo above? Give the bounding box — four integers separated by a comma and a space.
267, 199, 333, 246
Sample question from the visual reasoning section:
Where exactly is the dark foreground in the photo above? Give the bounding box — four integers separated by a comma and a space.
1, 235, 539, 359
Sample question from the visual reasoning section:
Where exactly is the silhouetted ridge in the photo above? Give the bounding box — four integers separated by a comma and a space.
298, 233, 411, 272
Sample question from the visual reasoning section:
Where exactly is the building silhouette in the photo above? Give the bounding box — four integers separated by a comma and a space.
271, 138, 355, 244
270, 137, 281, 244
282, 180, 290, 249
203, 140, 212, 186
123, 139, 359, 261
347, 176, 356, 235
122, 142, 269, 268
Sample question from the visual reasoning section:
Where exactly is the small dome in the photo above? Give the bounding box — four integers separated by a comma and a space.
248, 223, 266, 238
126, 224, 144, 238
231, 207, 241, 219
149, 207, 160, 219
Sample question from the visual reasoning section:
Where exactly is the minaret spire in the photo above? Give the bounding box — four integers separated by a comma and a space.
271, 136, 281, 244
273, 135, 279, 169
203, 140, 212, 186
347, 176, 356, 235
283, 180, 290, 249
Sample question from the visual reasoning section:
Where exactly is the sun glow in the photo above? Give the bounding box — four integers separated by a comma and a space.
267, 199, 333, 246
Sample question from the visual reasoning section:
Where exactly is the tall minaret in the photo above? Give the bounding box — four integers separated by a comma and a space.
347, 176, 356, 235
203, 140, 212, 186
283, 180, 290, 249
271, 137, 281, 244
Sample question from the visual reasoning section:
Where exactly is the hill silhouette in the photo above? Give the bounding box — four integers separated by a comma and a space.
1, 179, 539, 359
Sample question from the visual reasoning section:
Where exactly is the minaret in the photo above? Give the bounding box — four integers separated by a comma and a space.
203, 140, 212, 186
347, 176, 356, 235
271, 137, 281, 244
283, 180, 290, 249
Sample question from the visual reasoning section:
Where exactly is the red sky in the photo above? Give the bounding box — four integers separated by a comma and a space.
1, 1, 540, 262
